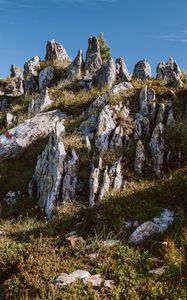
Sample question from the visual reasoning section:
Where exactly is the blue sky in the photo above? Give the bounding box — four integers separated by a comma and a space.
0, 0, 186, 77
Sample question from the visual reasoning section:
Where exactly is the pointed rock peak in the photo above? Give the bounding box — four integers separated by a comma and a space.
133, 59, 152, 80
67, 49, 84, 81
45, 39, 70, 63
85, 36, 102, 77
116, 57, 131, 82
10, 64, 23, 78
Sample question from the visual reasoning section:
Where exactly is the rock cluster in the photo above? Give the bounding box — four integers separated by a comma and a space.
156, 58, 183, 87
133, 59, 152, 80
45, 39, 70, 63
28, 88, 54, 115
29, 120, 78, 218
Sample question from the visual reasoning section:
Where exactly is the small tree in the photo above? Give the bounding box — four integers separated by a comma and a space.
98, 33, 111, 63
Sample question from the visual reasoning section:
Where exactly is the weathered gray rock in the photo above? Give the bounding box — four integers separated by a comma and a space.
28, 88, 54, 115
98, 166, 110, 201
166, 100, 175, 126
55, 270, 91, 286
83, 274, 102, 287
95, 105, 116, 151
24, 56, 40, 93
109, 159, 124, 190
149, 123, 164, 176
45, 39, 70, 63
67, 49, 84, 81
129, 209, 174, 244
89, 157, 102, 207
156, 103, 165, 125
134, 113, 150, 140
10, 64, 23, 79
0, 110, 64, 162
134, 140, 145, 175
29, 121, 78, 217
133, 59, 152, 80
6, 112, 16, 128
139, 86, 156, 117
95, 58, 116, 89
84, 36, 102, 77
116, 57, 131, 82
4, 191, 19, 205
39, 66, 54, 91
103, 240, 120, 247
4, 76, 24, 97
109, 125, 123, 149
156, 58, 183, 87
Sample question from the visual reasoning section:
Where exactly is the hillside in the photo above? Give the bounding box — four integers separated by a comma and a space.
0, 37, 187, 300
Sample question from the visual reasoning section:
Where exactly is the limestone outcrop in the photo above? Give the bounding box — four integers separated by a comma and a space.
133, 59, 152, 80
156, 58, 183, 87
0, 110, 65, 162
116, 58, 131, 82
67, 49, 84, 81
94, 58, 116, 89
84, 36, 102, 77
39, 66, 54, 91
45, 39, 70, 63
23, 56, 40, 94
28, 88, 54, 115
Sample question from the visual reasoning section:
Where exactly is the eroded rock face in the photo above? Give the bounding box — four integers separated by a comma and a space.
29, 121, 78, 217
39, 66, 54, 91
139, 86, 155, 117
6, 112, 16, 128
45, 39, 70, 63
116, 58, 131, 82
84, 36, 102, 77
156, 58, 183, 87
28, 88, 54, 115
4, 76, 24, 97
24, 56, 41, 94
0, 110, 64, 162
95, 58, 116, 89
67, 49, 84, 81
133, 59, 151, 80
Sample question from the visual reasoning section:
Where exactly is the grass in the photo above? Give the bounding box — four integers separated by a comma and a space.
0, 78, 187, 299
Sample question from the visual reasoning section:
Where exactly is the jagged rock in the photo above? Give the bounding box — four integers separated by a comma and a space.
67, 49, 84, 81
129, 209, 174, 244
89, 157, 102, 207
109, 125, 123, 149
24, 56, 40, 93
116, 57, 131, 82
149, 123, 164, 176
39, 66, 54, 91
6, 112, 16, 128
109, 159, 124, 190
156, 58, 183, 87
66, 235, 85, 247
95, 105, 116, 151
133, 59, 152, 80
84, 36, 102, 77
85, 82, 133, 117
10, 64, 23, 79
30, 123, 78, 217
79, 115, 98, 136
95, 58, 116, 89
4, 76, 24, 97
0, 98, 9, 112
28, 88, 54, 115
134, 140, 145, 175
45, 39, 70, 63
134, 113, 150, 140
0, 110, 64, 162
61, 150, 78, 202
139, 86, 155, 117
98, 166, 110, 201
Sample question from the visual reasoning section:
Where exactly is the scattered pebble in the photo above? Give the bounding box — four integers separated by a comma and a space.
83, 274, 102, 287
149, 267, 165, 275
66, 235, 85, 247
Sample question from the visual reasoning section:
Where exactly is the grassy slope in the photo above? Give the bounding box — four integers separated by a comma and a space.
0, 79, 187, 299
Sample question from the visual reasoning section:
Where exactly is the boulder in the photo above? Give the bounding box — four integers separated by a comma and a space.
84, 36, 102, 77
116, 57, 131, 82
28, 88, 54, 115
129, 209, 174, 244
45, 39, 70, 63
39, 66, 54, 91
6, 112, 16, 128
24, 56, 40, 93
67, 49, 84, 81
0, 110, 64, 162
95, 58, 116, 89
133, 59, 152, 80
